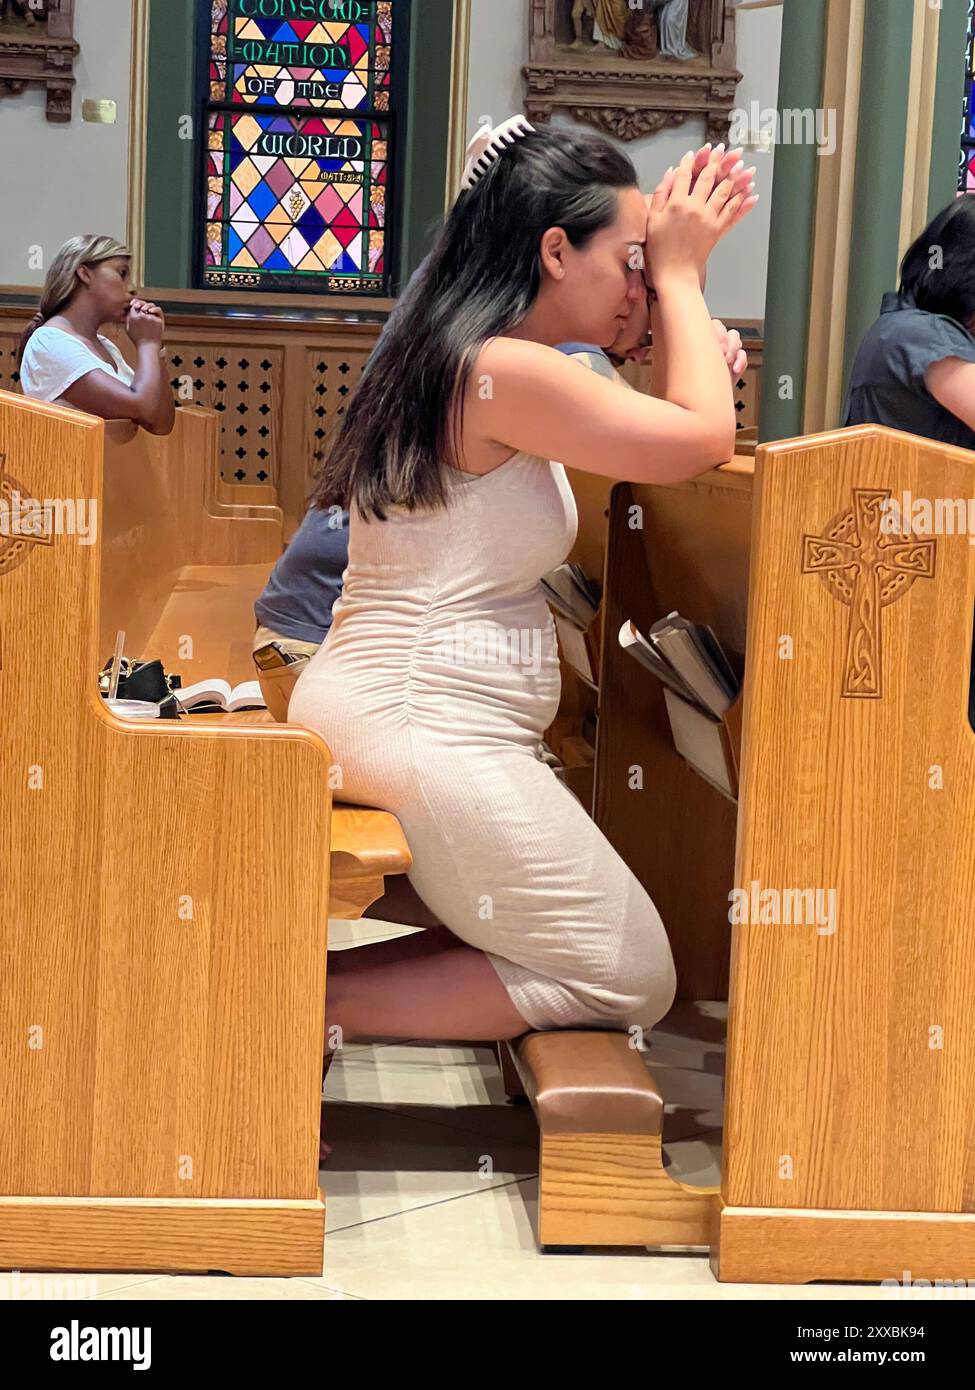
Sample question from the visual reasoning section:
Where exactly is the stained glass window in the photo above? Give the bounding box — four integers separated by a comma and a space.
201, 0, 397, 294
959, 0, 975, 192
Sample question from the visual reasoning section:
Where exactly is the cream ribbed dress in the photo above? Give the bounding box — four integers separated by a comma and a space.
288, 453, 677, 1031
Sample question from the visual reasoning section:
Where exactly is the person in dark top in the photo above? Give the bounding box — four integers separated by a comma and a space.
843, 198, 975, 448
842, 194, 975, 725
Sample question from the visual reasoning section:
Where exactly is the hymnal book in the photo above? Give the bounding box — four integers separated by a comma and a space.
662, 688, 738, 801
177, 678, 266, 714
541, 562, 600, 629
647, 613, 739, 718
619, 612, 742, 801
553, 614, 598, 687
655, 612, 738, 694
543, 562, 601, 688
618, 620, 706, 708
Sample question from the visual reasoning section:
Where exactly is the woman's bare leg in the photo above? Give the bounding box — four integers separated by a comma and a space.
326, 939, 530, 1043
319, 929, 530, 1162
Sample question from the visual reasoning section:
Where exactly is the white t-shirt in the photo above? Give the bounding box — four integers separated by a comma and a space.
20, 324, 135, 403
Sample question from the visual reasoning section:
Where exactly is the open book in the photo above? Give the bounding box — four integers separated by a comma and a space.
177, 678, 267, 714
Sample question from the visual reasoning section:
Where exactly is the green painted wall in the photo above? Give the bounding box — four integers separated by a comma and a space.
757, 0, 827, 442
929, 0, 970, 220
396, 0, 455, 289
144, 0, 198, 289
841, 0, 917, 397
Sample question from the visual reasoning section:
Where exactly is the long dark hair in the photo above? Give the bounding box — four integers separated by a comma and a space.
899, 195, 975, 326
310, 125, 637, 522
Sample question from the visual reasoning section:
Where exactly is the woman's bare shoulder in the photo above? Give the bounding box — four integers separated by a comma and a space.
475, 336, 584, 382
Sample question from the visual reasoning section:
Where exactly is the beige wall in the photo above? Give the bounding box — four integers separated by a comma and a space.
0, 0, 134, 286
466, 0, 782, 320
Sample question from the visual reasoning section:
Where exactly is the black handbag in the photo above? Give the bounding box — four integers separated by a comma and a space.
98, 657, 183, 720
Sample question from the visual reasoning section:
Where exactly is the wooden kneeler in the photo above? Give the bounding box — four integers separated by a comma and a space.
503, 1034, 715, 1249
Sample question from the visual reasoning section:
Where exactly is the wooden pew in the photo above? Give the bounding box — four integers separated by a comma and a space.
94, 404, 774, 1259
578, 425, 975, 1279
714, 424, 975, 1283
494, 457, 754, 1252
0, 390, 332, 1275
5, 383, 812, 1273
98, 408, 413, 920
100, 406, 283, 689
594, 457, 754, 1001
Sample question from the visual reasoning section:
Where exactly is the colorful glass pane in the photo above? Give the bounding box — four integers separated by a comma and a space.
211, 0, 392, 113
204, 110, 387, 292
203, 0, 396, 293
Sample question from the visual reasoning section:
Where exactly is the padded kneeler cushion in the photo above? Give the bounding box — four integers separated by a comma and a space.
507, 1031, 664, 1135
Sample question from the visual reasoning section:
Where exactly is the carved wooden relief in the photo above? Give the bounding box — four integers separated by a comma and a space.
524, 0, 742, 144
0, 0, 79, 123
0, 458, 55, 672
802, 488, 937, 700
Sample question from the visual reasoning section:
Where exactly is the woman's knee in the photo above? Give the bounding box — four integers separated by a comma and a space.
620, 934, 678, 1035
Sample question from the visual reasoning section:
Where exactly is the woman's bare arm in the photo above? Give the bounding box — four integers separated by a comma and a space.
925, 358, 975, 432
58, 344, 171, 429
57, 305, 175, 435
469, 325, 736, 485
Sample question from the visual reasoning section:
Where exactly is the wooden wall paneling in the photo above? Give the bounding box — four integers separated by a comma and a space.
305, 345, 372, 506
619, 327, 763, 443
0, 331, 22, 393
166, 341, 285, 490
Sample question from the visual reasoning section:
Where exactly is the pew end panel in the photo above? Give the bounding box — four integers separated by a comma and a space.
0, 391, 333, 1276
508, 457, 752, 1251
713, 425, 975, 1283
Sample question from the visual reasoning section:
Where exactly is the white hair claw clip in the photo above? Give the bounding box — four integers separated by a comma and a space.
460, 115, 535, 192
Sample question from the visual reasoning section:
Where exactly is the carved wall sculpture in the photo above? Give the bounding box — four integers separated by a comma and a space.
0, 0, 78, 122
524, 0, 742, 145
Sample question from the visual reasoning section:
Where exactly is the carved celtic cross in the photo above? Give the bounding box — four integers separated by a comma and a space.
0, 459, 55, 671
802, 488, 936, 699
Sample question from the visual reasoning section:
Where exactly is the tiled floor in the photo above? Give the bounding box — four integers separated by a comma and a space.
25, 921, 963, 1300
